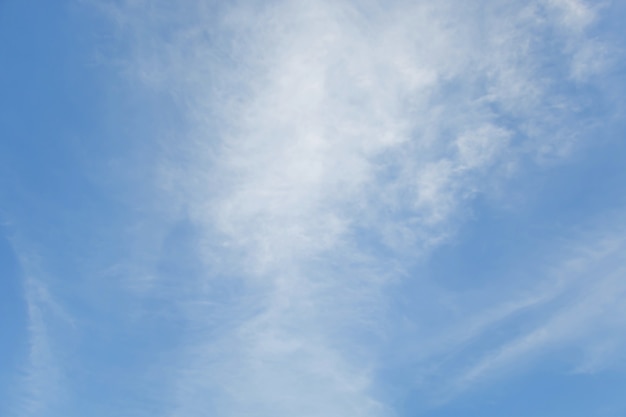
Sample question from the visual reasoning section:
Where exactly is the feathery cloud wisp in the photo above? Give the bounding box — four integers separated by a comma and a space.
95, 0, 618, 415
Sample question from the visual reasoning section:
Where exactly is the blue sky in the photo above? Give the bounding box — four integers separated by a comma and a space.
1, 0, 626, 416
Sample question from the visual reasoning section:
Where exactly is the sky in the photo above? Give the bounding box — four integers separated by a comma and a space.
1, 0, 626, 416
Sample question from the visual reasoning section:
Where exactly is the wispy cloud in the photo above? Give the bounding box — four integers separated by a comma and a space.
11, 246, 74, 417
94, 0, 617, 415
406, 219, 626, 402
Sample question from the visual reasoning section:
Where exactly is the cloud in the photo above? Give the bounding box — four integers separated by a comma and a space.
10, 247, 74, 417
95, 0, 616, 415
378, 212, 626, 407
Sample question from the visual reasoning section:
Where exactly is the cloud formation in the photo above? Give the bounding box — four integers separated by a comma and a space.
94, 0, 619, 415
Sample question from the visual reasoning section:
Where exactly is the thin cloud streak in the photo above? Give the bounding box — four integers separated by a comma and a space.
14, 251, 72, 417
409, 222, 626, 403
99, 0, 615, 415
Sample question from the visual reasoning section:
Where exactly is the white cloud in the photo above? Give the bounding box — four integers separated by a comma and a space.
397, 219, 626, 403
548, 0, 597, 31
96, 0, 614, 414
10, 248, 74, 417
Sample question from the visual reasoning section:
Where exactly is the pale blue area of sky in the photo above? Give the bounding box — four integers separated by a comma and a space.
1, 1, 626, 416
